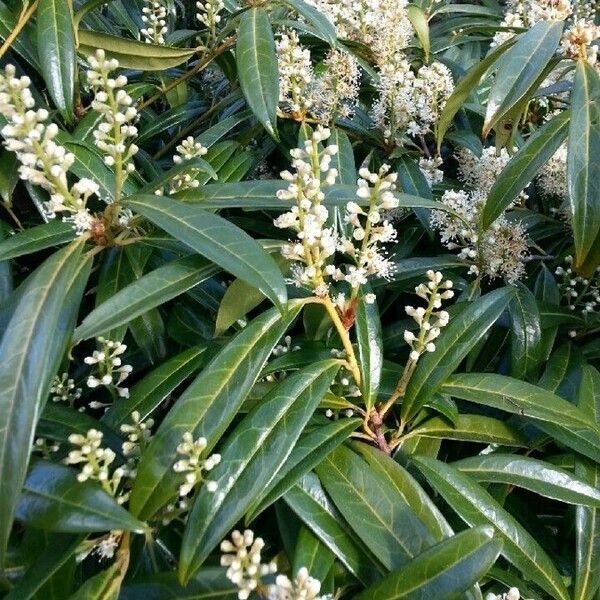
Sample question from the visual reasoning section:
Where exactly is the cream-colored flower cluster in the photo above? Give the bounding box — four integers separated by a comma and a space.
84, 337, 133, 401
431, 190, 529, 283
276, 30, 359, 123
486, 587, 529, 600
220, 530, 330, 600
197, 0, 225, 42
274, 127, 339, 296
0, 65, 100, 233
120, 411, 154, 457
172, 432, 221, 497
65, 429, 130, 502
404, 271, 453, 362
50, 372, 82, 407
372, 59, 454, 143
220, 530, 277, 600
457, 147, 517, 197
87, 50, 139, 191
141, 0, 168, 44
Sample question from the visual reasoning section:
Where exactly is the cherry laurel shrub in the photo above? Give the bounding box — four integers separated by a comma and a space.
0, 0, 598, 598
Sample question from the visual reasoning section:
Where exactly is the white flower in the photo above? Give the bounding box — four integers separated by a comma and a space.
197, 0, 225, 41
431, 189, 529, 283
170, 136, 209, 192
277, 29, 314, 117
120, 411, 154, 457
50, 373, 82, 406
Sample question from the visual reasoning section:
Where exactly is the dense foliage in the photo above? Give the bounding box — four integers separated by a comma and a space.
0, 0, 599, 598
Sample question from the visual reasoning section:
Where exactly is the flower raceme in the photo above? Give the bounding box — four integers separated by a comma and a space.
274, 127, 399, 300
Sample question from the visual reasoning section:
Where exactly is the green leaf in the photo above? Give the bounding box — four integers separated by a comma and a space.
130, 302, 303, 519
74, 256, 219, 341
483, 110, 570, 228
330, 128, 356, 185
280, 0, 337, 46
508, 282, 542, 380
293, 526, 335, 583
407, 5, 430, 61
353, 443, 454, 541
441, 373, 600, 463
0, 1, 40, 69
355, 293, 383, 410
179, 361, 340, 581
484, 22, 563, 136
126, 195, 287, 309
284, 473, 385, 585
568, 60, 600, 269
103, 346, 206, 428
77, 29, 197, 70
454, 453, 600, 506
436, 38, 516, 150
236, 8, 279, 139
354, 526, 502, 600
574, 365, 600, 600
316, 445, 436, 570
407, 414, 528, 447
215, 277, 267, 336
0, 220, 75, 261
37, 0, 75, 120
16, 461, 146, 533
4, 534, 82, 600
67, 549, 128, 600
413, 457, 570, 600
401, 288, 513, 421
246, 418, 360, 521
0, 239, 85, 566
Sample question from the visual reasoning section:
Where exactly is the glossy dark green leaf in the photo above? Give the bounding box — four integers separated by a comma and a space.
284, 472, 385, 585
413, 457, 569, 600
215, 277, 267, 336
103, 346, 206, 428
407, 414, 527, 447
130, 302, 303, 519
568, 60, 600, 269
508, 282, 542, 380
354, 443, 454, 541
179, 361, 340, 581
17, 461, 146, 533
354, 526, 501, 600
401, 288, 513, 421
454, 454, 600, 506
484, 22, 563, 135
246, 418, 360, 521
355, 293, 383, 410
77, 29, 196, 70
0, 1, 39, 69
126, 195, 287, 309
442, 372, 600, 463
0, 220, 75, 261
0, 239, 84, 566
294, 527, 335, 584
436, 39, 516, 149
37, 0, 75, 119
74, 257, 219, 341
236, 8, 279, 138
119, 569, 238, 600
483, 111, 570, 228
280, 0, 337, 45
4, 533, 82, 600
575, 365, 600, 600
317, 445, 436, 570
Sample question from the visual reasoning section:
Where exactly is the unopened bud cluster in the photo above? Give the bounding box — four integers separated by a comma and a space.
141, 0, 168, 44
50, 372, 82, 407
87, 50, 139, 182
197, 0, 225, 41
173, 432, 221, 497
555, 255, 600, 315
65, 429, 130, 502
169, 136, 209, 192
404, 271, 453, 362
485, 587, 528, 600
84, 337, 132, 401
220, 529, 277, 599
0, 65, 100, 233
120, 411, 154, 457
